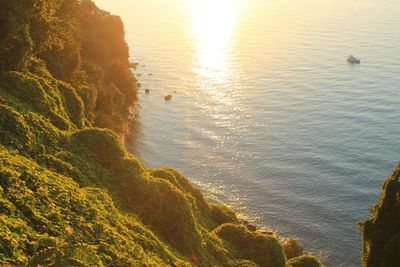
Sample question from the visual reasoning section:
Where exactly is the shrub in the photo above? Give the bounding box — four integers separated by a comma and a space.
0, 104, 32, 151
0, 72, 50, 113
72, 128, 126, 168
0, 18, 32, 71
112, 159, 203, 255
151, 167, 210, 214
75, 85, 97, 124
0, 72, 71, 130
151, 167, 197, 194
210, 204, 239, 227
57, 82, 85, 128
287, 255, 325, 267
213, 223, 286, 267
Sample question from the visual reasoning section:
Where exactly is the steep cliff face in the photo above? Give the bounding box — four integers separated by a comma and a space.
0, 1, 325, 266
361, 165, 400, 267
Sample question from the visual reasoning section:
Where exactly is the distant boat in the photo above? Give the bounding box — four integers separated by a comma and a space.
347, 55, 360, 64
164, 95, 172, 101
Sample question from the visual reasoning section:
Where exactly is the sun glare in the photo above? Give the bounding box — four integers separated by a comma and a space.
190, 0, 238, 83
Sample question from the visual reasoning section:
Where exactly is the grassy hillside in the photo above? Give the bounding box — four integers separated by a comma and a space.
0, 0, 326, 266
0, 71, 325, 266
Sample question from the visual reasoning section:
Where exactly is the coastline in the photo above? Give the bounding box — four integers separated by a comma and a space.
0, 1, 325, 265
2, 0, 399, 266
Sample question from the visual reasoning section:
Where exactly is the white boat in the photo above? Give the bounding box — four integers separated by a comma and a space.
347, 55, 360, 64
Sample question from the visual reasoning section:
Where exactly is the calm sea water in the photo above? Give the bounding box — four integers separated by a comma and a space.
95, 0, 400, 265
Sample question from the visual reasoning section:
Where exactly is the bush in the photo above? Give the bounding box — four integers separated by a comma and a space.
151, 168, 210, 213
75, 85, 97, 124
0, 104, 32, 151
213, 223, 286, 267
287, 255, 325, 267
0, 72, 71, 130
210, 204, 239, 227
151, 168, 239, 230
112, 159, 203, 255
71, 128, 126, 168
57, 82, 85, 128
0, 17, 32, 71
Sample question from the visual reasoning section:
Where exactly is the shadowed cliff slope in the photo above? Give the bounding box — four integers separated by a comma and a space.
361, 165, 400, 267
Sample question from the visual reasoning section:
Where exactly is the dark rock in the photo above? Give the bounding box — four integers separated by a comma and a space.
145, 89, 150, 94
241, 220, 249, 225
258, 229, 275, 235
247, 224, 257, 232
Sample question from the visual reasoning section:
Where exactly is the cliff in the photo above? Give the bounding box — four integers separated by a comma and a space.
361, 165, 400, 267
0, 0, 325, 266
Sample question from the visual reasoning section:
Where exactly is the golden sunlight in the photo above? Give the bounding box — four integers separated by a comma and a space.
190, 0, 238, 83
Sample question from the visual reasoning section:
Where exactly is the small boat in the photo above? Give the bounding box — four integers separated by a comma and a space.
164, 95, 172, 101
347, 55, 360, 64
145, 89, 150, 94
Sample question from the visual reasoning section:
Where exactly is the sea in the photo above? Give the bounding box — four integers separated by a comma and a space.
94, 0, 400, 265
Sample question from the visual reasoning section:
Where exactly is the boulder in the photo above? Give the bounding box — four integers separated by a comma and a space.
247, 224, 257, 232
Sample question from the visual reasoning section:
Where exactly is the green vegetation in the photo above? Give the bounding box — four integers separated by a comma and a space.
0, 70, 296, 266
0, 0, 137, 134
213, 224, 286, 267
287, 255, 325, 267
0, 0, 325, 266
360, 165, 400, 267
